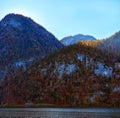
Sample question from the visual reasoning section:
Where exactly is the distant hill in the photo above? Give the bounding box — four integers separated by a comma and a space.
61, 34, 96, 46
0, 13, 63, 81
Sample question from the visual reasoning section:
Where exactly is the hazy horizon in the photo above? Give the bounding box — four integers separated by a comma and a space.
0, 0, 120, 40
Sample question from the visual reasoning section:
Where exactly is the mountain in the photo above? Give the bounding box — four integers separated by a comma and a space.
61, 34, 96, 46
1, 42, 119, 108
0, 14, 119, 108
98, 31, 120, 59
0, 13, 63, 81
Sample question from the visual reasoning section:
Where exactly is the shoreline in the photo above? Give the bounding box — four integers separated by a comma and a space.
0, 105, 119, 108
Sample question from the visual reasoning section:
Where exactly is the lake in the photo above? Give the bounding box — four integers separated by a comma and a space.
0, 108, 120, 118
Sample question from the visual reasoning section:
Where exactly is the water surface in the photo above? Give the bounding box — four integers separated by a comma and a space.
0, 108, 120, 118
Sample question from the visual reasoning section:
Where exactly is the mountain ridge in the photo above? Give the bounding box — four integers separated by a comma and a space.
0, 13, 63, 81
61, 34, 96, 46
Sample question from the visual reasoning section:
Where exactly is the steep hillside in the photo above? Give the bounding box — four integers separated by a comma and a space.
0, 14, 63, 81
61, 34, 96, 46
98, 31, 120, 58
1, 42, 119, 108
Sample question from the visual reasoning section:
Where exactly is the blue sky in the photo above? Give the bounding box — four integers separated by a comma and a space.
0, 0, 120, 40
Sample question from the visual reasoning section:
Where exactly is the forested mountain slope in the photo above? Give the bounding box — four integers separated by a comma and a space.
1, 42, 119, 108
0, 14, 63, 81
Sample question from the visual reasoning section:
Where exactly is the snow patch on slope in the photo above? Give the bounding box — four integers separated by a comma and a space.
77, 54, 85, 61
14, 61, 25, 67
66, 64, 76, 75
94, 62, 113, 78
77, 54, 113, 78
12, 58, 34, 71
56, 64, 65, 79
113, 87, 120, 92
54, 63, 77, 79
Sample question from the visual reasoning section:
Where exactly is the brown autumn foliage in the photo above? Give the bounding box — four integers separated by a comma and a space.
0, 42, 120, 108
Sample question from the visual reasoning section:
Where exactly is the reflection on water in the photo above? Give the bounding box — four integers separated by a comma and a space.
0, 108, 120, 118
